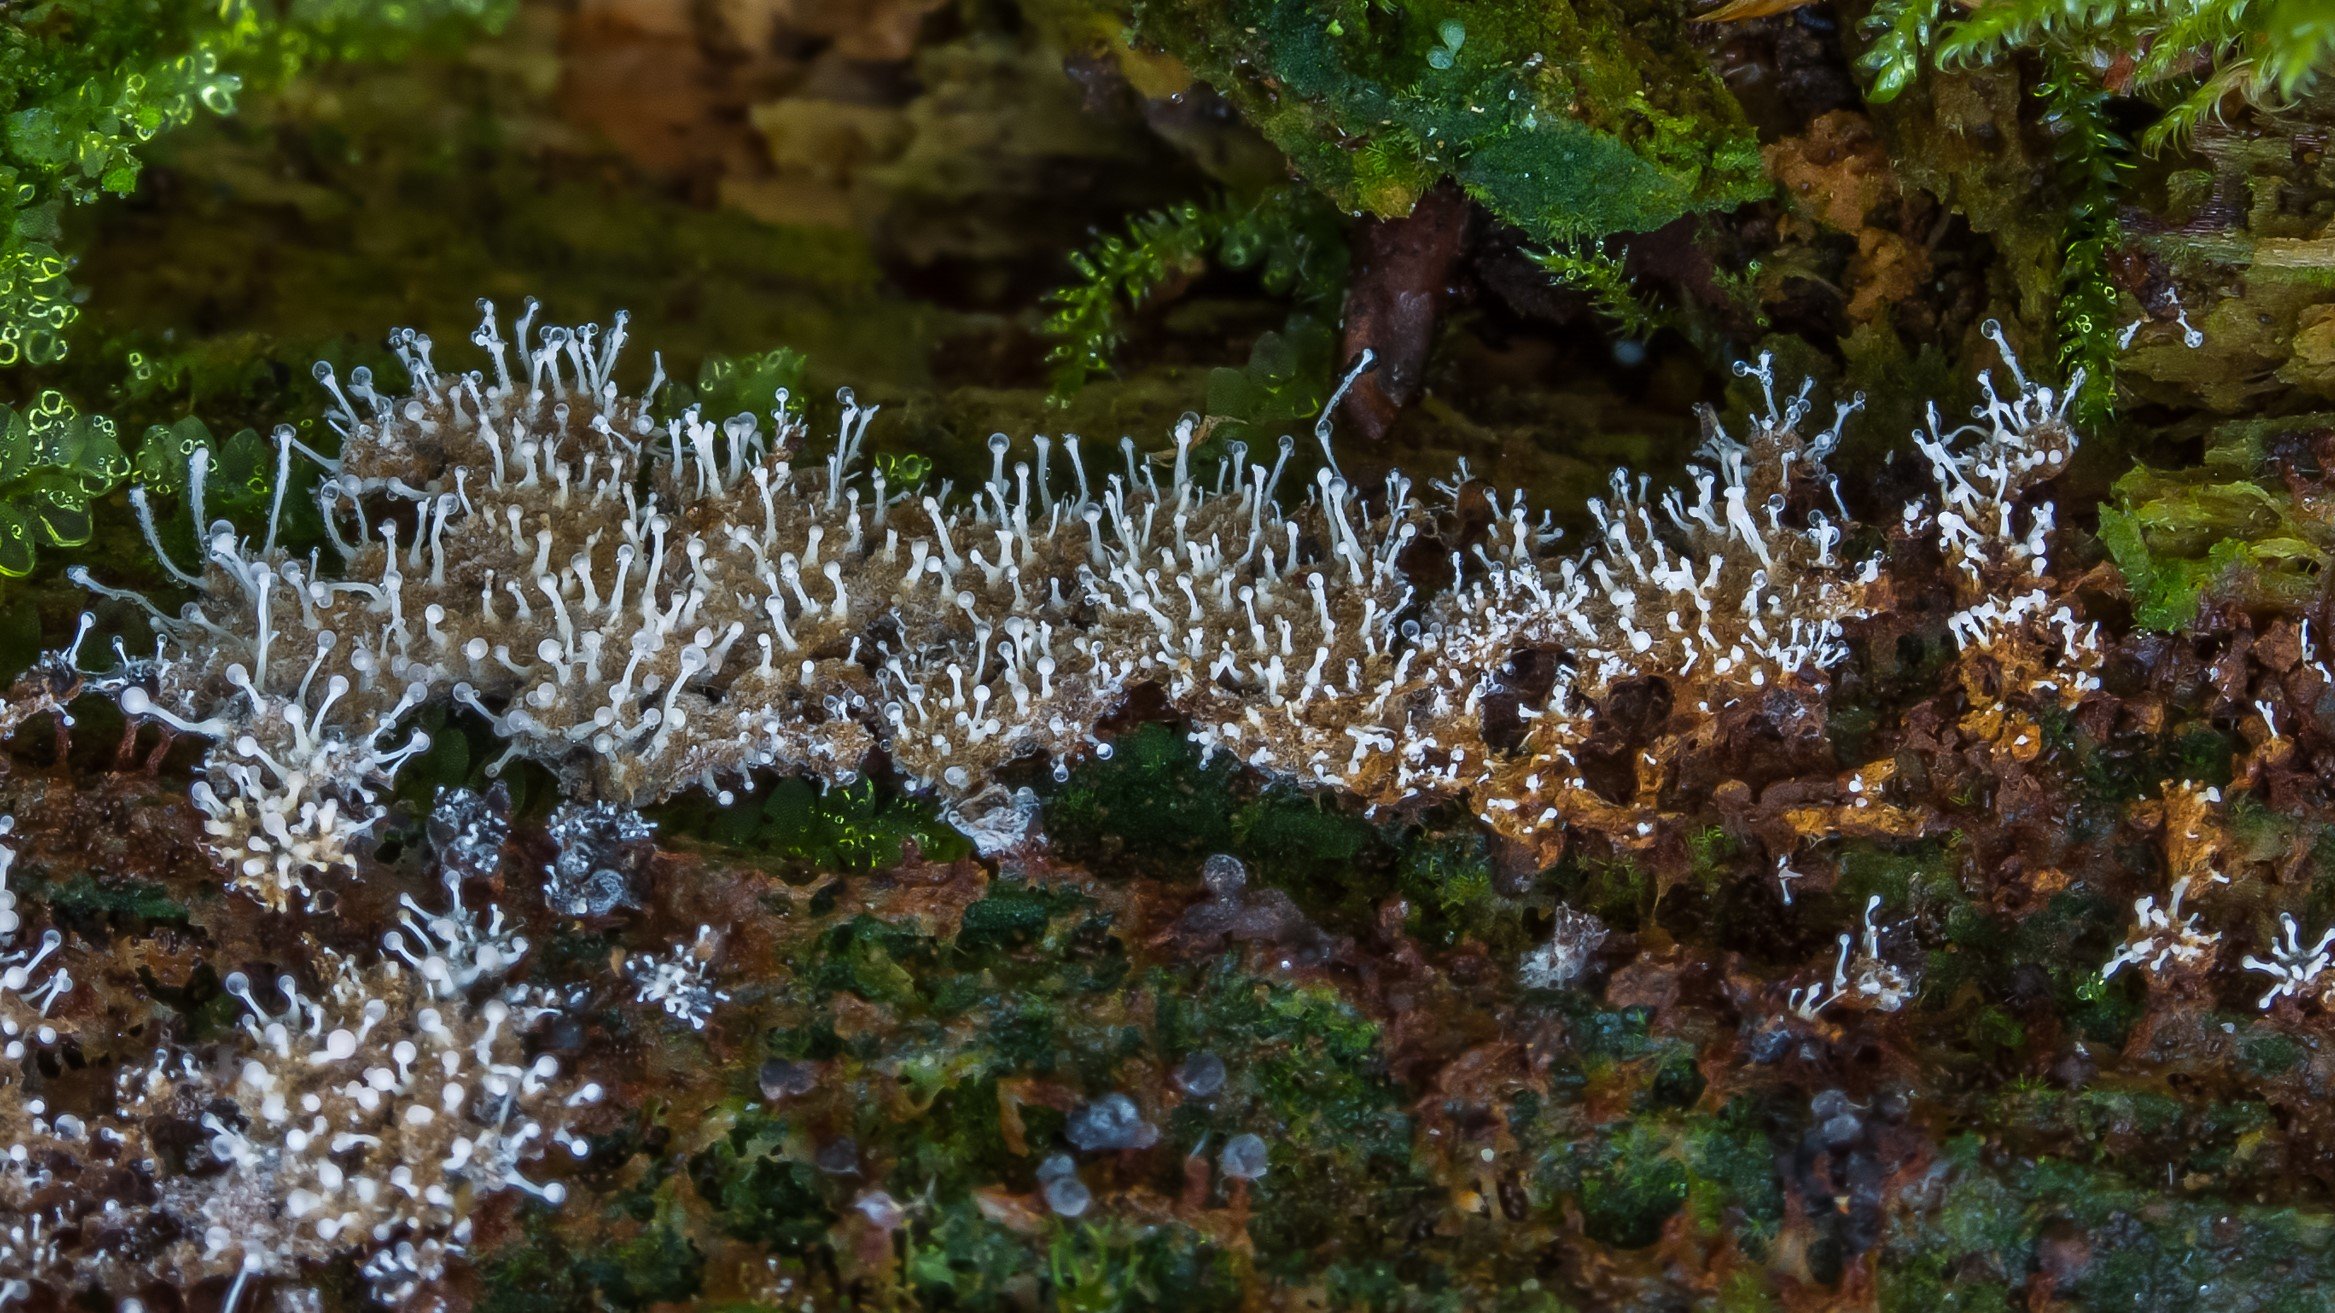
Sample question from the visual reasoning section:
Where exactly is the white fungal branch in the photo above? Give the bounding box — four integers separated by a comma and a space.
2, 805, 598, 1307
0, 930, 69, 1067
2103, 876, 2222, 981
0, 816, 18, 942
2242, 912, 2335, 1009
1910, 320, 2102, 706
626, 924, 729, 1030
1835, 894, 1915, 1013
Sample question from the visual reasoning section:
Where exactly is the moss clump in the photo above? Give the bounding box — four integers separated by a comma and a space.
1884, 1137, 2335, 1312
1043, 722, 1240, 867
1579, 1127, 1690, 1249
687, 1112, 835, 1253
2099, 460, 2330, 630
36, 872, 189, 930
1121, 0, 1767, 241
657, 777, 972, 872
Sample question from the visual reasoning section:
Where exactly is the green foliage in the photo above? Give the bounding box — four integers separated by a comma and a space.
686, 347, 809, 423
2036, 54, 2127, 426
1866, 0, 2335, 153
1043, 187, 1346, 402
1854, 0, 2335, 418
1529, 242, 1664, 339
133, 414, 210, 495
578, 1222, 705, 1309
905, 1198, 1046, 1306
956, 879, 1087, 956
1043, 1220, 1240, 1313
1858, 0, 1952, 103
1396, 831, 1502, 945
1578, 1125, 1689, 1249
38, 872, 191, 930
1870, 21, 2132, 422
1162, 968, 1401, 1147
2097, 458, 2328, 629
1201, 314, 1340, 446
687, 1111, 834, 1252
1884, 1137, 2335, 1310
0, 392, 128, 576
1128, 0, 1767, 244
0, 0, 512, 368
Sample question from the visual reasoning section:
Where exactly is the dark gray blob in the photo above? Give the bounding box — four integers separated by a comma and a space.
1173, 853, 1332, 963
1219, 1132, 1269, 1181
1746, 1024, 1794, 1064
1043, 1174, 1092, 1218
1201, 853, 1248, 899
428, 783, 511, 882
759, 1058, 819, 1102
1819, 1112, 1864, 1148
854, 1190, 904, 1229
545, 801, 654, 917
1174, 1051, 1226, 1098
814, 1136, 860, 1176
1065, 1092, 1159, 1152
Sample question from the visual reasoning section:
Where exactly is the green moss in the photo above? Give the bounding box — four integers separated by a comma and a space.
1042, 186, 1346, 402
1126, 0, 1766, 241
1887, 0, 2335, 155
36, 872, 188, 929
1548, 993, 1658, 1069
1046, 1220, 1243, 1313
1044, 722, 1238, 867
1685, 1100, 1786, 1247
688, 1111, 835, 1253
815, 915, 932, 1009
2099, 456, 2329, 629
1529, 242, 1665, 338
579, 1221, 706, 1309
1578, 1126, 1688, 1249
657, 776, 970, 872
1644, 1049, 1707, 1111
1835, 838, 1963, 917
903, 1198, 1040, 1307
1163, 967, 1398, 1140
2035, 53, 2127, 425
957, 880, 1088, 957
1886, 1136, 2335, 1312
1550, 854, 1653, 932
1395, 829, 1538, 949
477, 1228, 592, 1313
1224, 782, 1388, 927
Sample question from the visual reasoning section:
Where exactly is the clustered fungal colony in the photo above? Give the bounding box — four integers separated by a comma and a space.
0, 301, 2272, 1303
0, 810, 602, 1306
73, 305, 2084, 907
